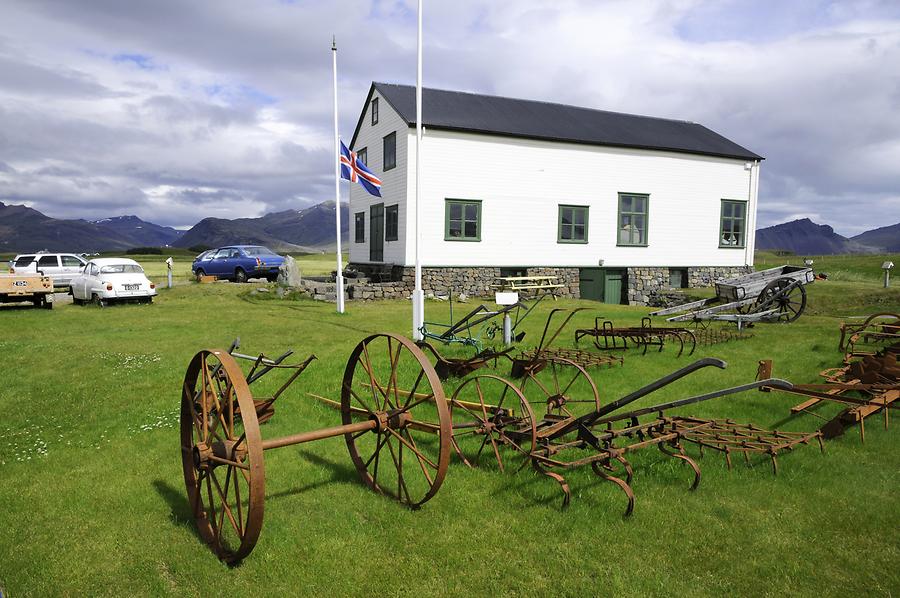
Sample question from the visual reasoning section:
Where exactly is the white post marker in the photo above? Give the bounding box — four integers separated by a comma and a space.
332, 37, 345, 313
166, 257, 174, 289
411, 0, 425, 339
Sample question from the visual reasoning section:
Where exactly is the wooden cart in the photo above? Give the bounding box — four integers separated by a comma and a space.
649, 265, 814, 329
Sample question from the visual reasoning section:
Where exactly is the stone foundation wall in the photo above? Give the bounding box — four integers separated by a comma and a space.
687, 265, 753, 288
627, 265, 753, 306
338, 264, 580, 302
306, 263, 752, 304
627, 267, 669, 306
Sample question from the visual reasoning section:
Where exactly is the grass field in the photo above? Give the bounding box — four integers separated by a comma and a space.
0, 255, 898, 596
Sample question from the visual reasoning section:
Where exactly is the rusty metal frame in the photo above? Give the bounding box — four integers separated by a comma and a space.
757, 353, 899, 442
181, 333, 452, 564
575, 316, 697, 357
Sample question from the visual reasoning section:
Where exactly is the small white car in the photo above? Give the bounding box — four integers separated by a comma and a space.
70, 258, 157, 306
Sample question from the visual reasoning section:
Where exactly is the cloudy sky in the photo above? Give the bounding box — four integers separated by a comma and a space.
1, 0, 898, 235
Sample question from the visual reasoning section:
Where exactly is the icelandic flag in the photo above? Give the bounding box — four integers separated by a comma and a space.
340, 141, 382, 197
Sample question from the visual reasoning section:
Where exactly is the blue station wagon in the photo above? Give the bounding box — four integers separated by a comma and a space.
192, 246, 285, 283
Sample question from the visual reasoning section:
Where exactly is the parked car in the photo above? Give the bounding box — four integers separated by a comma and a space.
11, 253, 87, 288
70, 258, 157, 305
191, 245, 284, 283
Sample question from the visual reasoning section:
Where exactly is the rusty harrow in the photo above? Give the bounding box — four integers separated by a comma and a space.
450, 358, 821, 513
181, 333, 453, 564
575, 316, 698, 357
511, 307, 622, 375
757, 343, 900, 442
837, 312, 900, 357
691, 326, 753, 346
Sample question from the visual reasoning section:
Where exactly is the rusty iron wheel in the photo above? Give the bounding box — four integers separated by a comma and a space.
518, 357, 601, 418
449, 375, 537, 472
181, 350, 264, 564
757, 277, 807, 322
341, 333, 451, 508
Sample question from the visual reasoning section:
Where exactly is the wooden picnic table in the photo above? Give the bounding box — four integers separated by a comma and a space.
495, 275, 564, 292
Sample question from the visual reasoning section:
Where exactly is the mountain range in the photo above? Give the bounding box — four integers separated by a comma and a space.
173, 201, 348, 252
0, 201, 181, 252
2, 199, 894, 256
0, 200, 348, 253
755, 218, 899, 255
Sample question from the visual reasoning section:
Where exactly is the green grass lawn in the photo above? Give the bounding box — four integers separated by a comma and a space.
0, 262, 898, 596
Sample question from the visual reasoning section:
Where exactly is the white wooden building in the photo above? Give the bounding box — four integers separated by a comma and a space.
347, 83, 761, 304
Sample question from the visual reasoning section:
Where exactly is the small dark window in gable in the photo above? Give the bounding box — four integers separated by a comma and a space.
383, 132, 396, 171
371, 98, 379, 125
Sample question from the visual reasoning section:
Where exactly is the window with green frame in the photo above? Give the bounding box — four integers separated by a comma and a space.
354, 212, 365, 243
558, 205, 588, 243
445, 199, 481, 241
385, 204, 399, 241
719, 200, 747, 247
617, 193, 648, 246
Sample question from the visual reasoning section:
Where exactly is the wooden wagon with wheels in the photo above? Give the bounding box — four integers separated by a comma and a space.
649, 265, 814, 329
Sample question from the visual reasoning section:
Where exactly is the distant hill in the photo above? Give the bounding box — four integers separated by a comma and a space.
850, 223, 900, 252
755, 218, 882, 255
0, 201, 184, 252
91, 215, 182, 247
173, 201, 349, 252
0, 201, 132, 252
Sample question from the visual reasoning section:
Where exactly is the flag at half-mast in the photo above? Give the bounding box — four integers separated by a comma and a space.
340, 141, 382, 197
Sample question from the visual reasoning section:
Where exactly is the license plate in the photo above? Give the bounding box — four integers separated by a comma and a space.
124, 284, 140, 291
13, 281, 27, 287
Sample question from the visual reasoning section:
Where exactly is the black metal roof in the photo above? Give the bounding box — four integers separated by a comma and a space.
351, 82, 762, 161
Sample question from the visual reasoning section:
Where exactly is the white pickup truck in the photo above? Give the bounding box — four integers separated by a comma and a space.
11, 253, 87, 288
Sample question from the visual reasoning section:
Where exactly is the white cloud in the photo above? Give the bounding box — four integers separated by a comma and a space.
0, 0, 897, 234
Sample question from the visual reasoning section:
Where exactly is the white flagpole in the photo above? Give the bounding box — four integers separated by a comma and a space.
332, 36, 345, 314
412, 0, 425, 339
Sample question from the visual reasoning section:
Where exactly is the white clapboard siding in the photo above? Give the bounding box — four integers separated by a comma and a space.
351, 99, 759, 268
348, 89, 408, 265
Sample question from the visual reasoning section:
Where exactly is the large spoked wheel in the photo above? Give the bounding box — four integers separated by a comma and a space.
449, 375, 536, 472
341, 334, 451, 508
181, 350, 264, 564
519, 357, 601, 418
757, 277, 806, 322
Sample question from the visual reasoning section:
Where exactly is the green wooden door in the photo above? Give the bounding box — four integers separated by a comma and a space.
603, 269, 625, 304
579, 268, 604, 301
369, 203, 384, 262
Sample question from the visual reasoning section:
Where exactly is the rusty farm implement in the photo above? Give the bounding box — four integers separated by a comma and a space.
837, 312, 900, 357
450, 357, 821, 513
181, 333, 452, 564
575, 316, 698, 357
181, 329, 824, 564
757, 342, 899, 442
